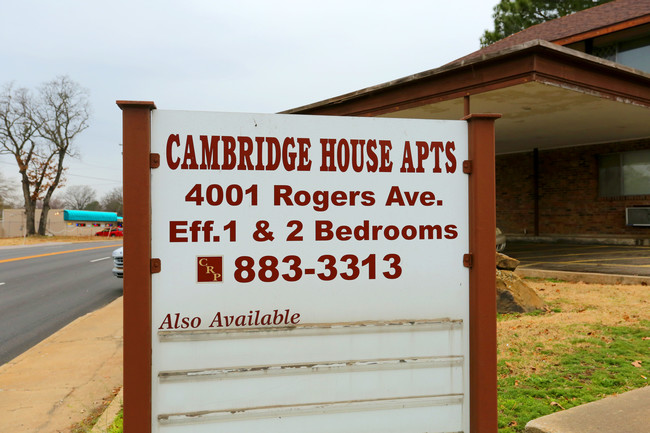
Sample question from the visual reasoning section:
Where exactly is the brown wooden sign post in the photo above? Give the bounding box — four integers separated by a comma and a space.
118, 101, 499, 433
466, 113, 500, 432
118, 101, 156, 433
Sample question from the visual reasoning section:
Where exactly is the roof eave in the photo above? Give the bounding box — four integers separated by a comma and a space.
283, 40, 650, 116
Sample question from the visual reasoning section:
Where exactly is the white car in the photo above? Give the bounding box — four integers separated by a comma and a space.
112, 247, 123, 278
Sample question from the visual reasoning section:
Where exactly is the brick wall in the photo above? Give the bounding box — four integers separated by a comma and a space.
496, 139, 650, 236
496, 152, 536, 234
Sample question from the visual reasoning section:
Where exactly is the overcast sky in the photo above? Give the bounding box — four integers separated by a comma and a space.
0, 0, 495, 201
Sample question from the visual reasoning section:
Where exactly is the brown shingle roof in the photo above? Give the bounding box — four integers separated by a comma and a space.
455, 0, 650, 64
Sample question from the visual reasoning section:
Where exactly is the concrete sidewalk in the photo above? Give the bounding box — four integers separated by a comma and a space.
526, 386, 650, 433
0, 297, 123, 433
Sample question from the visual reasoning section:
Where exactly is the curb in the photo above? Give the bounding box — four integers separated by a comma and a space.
515, 268, 650, 285
91, 388, 123, 433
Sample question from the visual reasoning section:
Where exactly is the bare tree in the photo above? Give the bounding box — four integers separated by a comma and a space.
100, 186, 123, 215
0, 77, 90, 235
35, 76, 90, 235
0, 83, 42, 234
61, 184, 97, 210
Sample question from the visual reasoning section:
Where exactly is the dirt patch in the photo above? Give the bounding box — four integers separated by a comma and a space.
498, 279, 649, 377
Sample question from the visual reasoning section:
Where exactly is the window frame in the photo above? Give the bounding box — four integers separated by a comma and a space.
598, 149, 650, 198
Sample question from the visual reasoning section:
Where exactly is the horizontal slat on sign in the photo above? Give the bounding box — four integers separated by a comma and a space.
159, 355, 463, 382
157, 402, 465, 433
156, 356, 463, 413
158, 394, 463, 426
158, 318, 462, 342
154, 317, 465, 375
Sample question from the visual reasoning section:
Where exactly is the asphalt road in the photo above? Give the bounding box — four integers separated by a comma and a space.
0, 241, 123, 365
504, 241, 650, 277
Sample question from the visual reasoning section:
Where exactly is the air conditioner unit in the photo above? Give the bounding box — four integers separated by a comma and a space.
626, 207, 650, 226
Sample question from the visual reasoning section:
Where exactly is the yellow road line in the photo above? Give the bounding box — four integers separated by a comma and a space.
0, 244, 122, 264
511, 245, 611, 255
519, 261, 650, 269
512, 250, 650, 260
534, 257, 650, 264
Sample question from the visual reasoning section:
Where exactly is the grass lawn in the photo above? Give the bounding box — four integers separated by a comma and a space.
497, 279, 649, 432
106, 409, 123, 433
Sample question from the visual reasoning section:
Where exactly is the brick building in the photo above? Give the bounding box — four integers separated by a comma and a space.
286, 0, 650, 243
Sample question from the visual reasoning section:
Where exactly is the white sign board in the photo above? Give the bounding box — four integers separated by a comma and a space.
150, 110, 469, 433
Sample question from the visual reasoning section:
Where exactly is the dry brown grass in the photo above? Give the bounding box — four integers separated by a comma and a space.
0, 235, 118, 246
497, 279, 649, 377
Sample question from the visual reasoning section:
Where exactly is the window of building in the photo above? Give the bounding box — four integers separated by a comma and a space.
599, 149, 650, 197
617, 37, 650, 72
593, 36, 650, 72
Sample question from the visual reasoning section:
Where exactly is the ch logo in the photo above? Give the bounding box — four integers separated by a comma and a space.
197, 257, 223, 282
